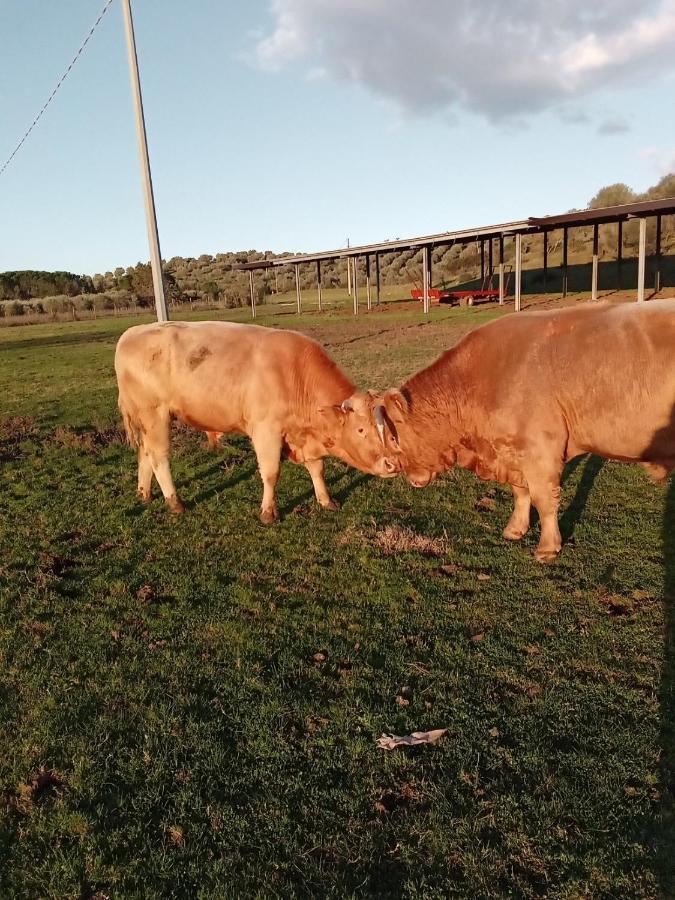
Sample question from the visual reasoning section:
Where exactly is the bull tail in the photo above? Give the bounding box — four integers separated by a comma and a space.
118, 395, 142, 450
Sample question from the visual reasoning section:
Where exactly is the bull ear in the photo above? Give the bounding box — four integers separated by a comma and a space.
383, 388, 409, 418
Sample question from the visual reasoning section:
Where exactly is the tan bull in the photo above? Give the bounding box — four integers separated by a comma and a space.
378, 301, 675, 561
115, 321, 398, 521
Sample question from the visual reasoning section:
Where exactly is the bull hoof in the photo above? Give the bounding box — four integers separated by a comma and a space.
260, 507, 279, 525
534, 548, 560, 564
166, 495, 185, 515
321, 498, 341, 512
503, 524, 528, 541
137, 488, 152, 505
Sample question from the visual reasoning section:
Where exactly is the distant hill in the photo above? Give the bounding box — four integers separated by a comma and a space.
2, 174, 674, 313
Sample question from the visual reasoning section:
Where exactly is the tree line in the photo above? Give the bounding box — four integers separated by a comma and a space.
2, 174, 674, 318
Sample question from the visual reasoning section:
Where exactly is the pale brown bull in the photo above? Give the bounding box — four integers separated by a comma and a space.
378, 301, 675, 562
115, 321, 399, 521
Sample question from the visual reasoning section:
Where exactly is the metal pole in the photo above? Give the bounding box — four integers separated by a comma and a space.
352, 258, 358, 315
249, 270, 256, 318
543, 230, 548, 292
346, 238, 351, 295
295, 264, 301, 313
375, 252, 381, 304
637, 217, 647, 303
591, 224, 599, 302
562, 226, 568, 298
488, 238, 493, 287
121, 0, 168, 323
366, 255, 372, 311
515, 233, 522, 312
480, 239, 485, 285
617, 221, 623, 290
422, 246, 430, 314
498, 235, 505, 305
316, 260, 322, 312
656, 215, 662, 293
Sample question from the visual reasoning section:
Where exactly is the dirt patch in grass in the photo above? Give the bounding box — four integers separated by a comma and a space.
373, 524, 450, 557
51, 423, 126, 452
0, 416, 36, 460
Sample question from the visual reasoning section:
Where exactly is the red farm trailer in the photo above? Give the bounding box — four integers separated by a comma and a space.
411, 287, 501, 306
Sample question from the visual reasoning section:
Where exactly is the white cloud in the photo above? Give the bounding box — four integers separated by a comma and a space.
252, 0, 675, 122
639, 146, 675, 176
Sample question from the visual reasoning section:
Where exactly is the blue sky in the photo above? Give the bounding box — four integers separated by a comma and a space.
1, 0, 674, 275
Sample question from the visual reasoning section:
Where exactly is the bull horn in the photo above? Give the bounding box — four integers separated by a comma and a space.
341, 398, 354, 412
373, 405, 386, 446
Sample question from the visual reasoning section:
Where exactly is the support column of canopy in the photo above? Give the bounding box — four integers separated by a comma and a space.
488, 238, 493, 287
655, 215, 662, 294
637, 217, 647, 303
562, 227, 568, 298
591, 224, 599, 302
366, 255, 372, 311
375, 252, 381, 304
316, 260, 322, 312
295, 264, 301, 314
543, 230, 548, 292
422, 245, 430, 315
514, 233, 522, 312
498, 235, 505, 305
617, 221, 623, 290
480, 239, 485, 285
249, 270, 256, 318
352, 258, 359, 315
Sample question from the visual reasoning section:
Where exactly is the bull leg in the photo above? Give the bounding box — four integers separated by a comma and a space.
503, 484, 531, 540
304, 458, 340, 511
251, 429, 282, 524
143, 412, 184, 514
137, 448, 153, 504
528, 476, 563, 563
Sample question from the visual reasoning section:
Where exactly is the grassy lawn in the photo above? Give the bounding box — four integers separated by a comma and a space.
1, 300, 674, 898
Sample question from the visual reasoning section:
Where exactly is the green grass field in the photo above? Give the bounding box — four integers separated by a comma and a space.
1, 301, 675, 898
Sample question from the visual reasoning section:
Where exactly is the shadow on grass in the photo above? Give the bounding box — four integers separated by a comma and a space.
190, 463, 259, 506
279, 469, 371, 516
655, 458, 675, 892
0, 330, 118, 353
560, 454, 605, 542
638, 406, 675, 893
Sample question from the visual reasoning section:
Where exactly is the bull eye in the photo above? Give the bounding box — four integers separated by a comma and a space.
358, 427, 365, 435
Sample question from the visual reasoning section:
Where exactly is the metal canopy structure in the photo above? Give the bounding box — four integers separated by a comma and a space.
235, 197, 675, 314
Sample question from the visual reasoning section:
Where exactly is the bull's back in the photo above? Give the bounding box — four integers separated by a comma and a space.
471, 302, 675, 461
115, 321, 305, 432
552, 303, 675, 459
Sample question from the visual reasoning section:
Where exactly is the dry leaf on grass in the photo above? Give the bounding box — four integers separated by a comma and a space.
376, 729, 447, 750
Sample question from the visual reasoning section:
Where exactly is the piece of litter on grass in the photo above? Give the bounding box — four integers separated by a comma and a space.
376, 729, 447, 750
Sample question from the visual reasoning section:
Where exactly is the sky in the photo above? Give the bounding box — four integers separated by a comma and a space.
1, 0, 675, 275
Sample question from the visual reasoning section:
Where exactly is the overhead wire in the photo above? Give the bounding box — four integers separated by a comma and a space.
0, 0, 114, 179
